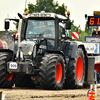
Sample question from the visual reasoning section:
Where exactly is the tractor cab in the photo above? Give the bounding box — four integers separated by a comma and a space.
22, 11, 71, 51
5, 11, 71, 51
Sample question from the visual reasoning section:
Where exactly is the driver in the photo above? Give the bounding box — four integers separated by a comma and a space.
92, 26, 100, 36
43, 22, 52, 34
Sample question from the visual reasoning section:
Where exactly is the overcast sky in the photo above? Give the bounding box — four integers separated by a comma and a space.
0, 0, 100, 31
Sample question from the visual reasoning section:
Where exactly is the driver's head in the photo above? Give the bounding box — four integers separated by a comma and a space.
95, 26, 99, 31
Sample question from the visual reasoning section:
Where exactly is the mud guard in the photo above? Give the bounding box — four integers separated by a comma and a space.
0, 49, 13, 54
67, 42, 78, 58
87, 56, 95, 84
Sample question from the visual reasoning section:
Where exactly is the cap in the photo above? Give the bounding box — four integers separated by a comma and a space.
95, 26, 99, 29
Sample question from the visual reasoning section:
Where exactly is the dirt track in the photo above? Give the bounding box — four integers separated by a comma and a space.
0, 87, 100, 100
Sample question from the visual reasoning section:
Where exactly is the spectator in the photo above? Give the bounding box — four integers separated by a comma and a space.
92, 26, 100, 36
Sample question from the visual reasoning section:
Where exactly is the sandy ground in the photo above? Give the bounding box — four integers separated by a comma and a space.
0, 87, 100, 100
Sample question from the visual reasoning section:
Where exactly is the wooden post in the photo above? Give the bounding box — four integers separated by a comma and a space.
0, 91, 3, 100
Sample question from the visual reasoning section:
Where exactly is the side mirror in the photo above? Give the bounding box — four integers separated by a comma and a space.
65, 21, 71, 30
18, 13, 23, 19
5, 21, 9, 30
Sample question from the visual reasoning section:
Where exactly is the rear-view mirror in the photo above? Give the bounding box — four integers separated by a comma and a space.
4, 21, 9, 30
65, 21, 71, 30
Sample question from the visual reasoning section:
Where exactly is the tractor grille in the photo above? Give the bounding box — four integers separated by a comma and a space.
24, 55, 32, 59
21, 46, 30, 55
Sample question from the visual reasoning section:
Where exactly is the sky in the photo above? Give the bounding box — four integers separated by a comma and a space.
0, 0, 100, 31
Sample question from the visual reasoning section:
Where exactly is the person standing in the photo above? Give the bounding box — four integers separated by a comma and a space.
92, 26, 100, 36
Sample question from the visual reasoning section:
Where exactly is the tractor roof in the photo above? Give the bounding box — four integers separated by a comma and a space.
27, 11, 67, 20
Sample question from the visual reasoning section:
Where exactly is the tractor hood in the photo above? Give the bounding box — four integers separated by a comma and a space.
19, 40, 36, 56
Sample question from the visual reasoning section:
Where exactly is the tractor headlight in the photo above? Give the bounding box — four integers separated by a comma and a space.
20, 51, 23, 60
28, 51, 32, 55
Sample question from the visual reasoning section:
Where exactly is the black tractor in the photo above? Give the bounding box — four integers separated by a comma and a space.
2, 11, 87, 90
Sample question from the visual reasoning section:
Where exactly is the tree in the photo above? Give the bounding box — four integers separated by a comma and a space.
35, 0, 54, 12
55, 3, 67, 16
85, 21, 95, 36
68, 20, 88, 41
25, 0, 67, 17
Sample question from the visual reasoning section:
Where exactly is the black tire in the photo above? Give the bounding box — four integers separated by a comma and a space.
39, 54, 65, 90
0, 52, 14, 88
64, 48, 85, 89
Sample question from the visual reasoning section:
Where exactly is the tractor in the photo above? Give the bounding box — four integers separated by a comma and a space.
1, 11, 96, 89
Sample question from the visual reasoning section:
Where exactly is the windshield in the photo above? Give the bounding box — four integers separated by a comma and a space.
25, 19, 55, 40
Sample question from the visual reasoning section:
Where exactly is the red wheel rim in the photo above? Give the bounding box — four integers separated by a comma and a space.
6, 74, 13, 81
56, 63, 62, 83
76, 56, 83, 81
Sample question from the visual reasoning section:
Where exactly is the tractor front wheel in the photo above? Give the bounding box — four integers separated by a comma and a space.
39, 54, 65, 90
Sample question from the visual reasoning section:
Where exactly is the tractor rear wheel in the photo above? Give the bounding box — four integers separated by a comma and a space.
64, 48, 85, 89
39, 54, 65, 90
0, 52, 14, 88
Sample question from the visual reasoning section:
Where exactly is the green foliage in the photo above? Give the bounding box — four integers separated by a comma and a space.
13, 20, 18, 30
35, 0, 55, 12
68, 20, 88, 41
27, 3, 35, 13
78, 31, 88, 41
25, 0, 67, 16
55, 3, 67, 16
70, 20, 81, 33
85, 20, 95, 36
85, 21, 88, 33
69, 30, 88, 42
